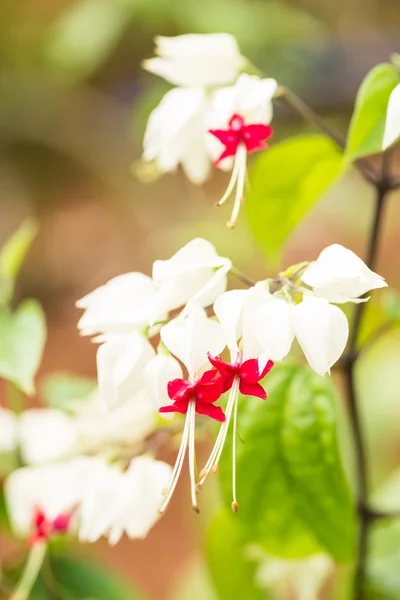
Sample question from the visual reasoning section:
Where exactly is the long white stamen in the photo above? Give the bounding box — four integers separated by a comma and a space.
231, 390, 239, 512
198, 376, 240, 487
216, 148, 241, 207
188, 400, 199, 512
227, 144, 247, 229
159, 411, 190, 514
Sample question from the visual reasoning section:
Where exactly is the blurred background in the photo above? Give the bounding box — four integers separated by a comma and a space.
0, 0, 400, 598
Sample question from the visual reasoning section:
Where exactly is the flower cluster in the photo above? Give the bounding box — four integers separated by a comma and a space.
142, 33, 277, 227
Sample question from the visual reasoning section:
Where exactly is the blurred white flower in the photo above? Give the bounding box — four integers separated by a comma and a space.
5, 461, 85, 538
143, 33, 244, 87
383, 83, 400, 150
18, 409, 78, 465
97, 333, 155, 411
153, 238, 232, 312
77, 272, 165, 337
76, 388, 157, 449
143, 87, 212, 184
0, 407, 18, 453
144, 353, 183, 416
301, 244, 387, 303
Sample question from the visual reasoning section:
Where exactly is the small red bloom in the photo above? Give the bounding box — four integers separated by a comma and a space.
159, 369, 226, 422
29, 508, 71, 546
208, 354, 274, 400
209, 114, 273, 166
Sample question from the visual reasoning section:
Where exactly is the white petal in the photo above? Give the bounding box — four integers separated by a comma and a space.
77, 272, 164, 336
301, 244, 387, 303
291, 297, 349, 376
143, 33, 244, 87
254, 296, 295, 362
109, 456, 172, 541
0, 407, 18, 453
153, 238, 231, 311
19, 409, 78, 465
97, 334, 155, 410
213, 289, 250, 351
383, 83, 400, 150
160, 307, 226, 377
144, 354, 183, 416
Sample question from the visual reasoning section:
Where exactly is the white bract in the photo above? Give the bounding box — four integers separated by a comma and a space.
97, 333, 155, 411
0, 407, 18, 453
143, 33, 244, 87
383, 83, 400, 150
143, 87, 212, 184
144, 353, 183, 416
153, 238, 232, 312
302, 243, 387, 303
18, 409, 78, 465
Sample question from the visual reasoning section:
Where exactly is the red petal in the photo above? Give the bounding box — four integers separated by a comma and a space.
159, 401, 189, 415
239, 380, 267, 400
209, 128, 239, 147
167, 379, 190, 402
213, 144, 239, 166
196, 377, 224, 404
207, 354, 237, 378
196, 402, 226, 422
239, 359, 261, 383
229, 114, 245, 130
52, 514, 70, 533
260, 359, 274, 378
198, 368, 218, 385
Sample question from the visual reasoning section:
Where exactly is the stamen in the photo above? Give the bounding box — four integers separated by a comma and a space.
188, 400, 199, 513
227, 144, 247, 229
231, 389, 239, 512
159, 411, 190, 514
216, 151, 240, 207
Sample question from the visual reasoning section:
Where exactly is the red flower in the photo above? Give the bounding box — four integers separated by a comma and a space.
208, 354, 274, 400
159, 369, 226, 422
209, 114, 273, 166
29, 508, 71, 546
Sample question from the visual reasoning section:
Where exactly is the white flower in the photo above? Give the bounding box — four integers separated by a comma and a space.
160, 306, 226, 378
75, 389, 157, 449
291, 297, 349, 376
143, 87, 212, 184
302, 244, 387, 303
253, 293, 295, 363
77, 272, 165, 337
5, 462, 85, 537
18, 409, 78, 465
97, 333, 155, 410
143, 33, 244, 87
152, 238, 232, 312
144, 353, 183, 416
108, 456, 172, 542
383, 83, 400, 150
0, 407, 18, 453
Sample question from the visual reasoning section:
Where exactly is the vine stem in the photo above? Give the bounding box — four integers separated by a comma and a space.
342, 153, 391, 600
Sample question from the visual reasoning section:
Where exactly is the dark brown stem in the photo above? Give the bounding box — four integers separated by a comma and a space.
343, 154, 391, 600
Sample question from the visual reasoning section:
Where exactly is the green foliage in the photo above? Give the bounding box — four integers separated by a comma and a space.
41, 372, 97, 410
0, 300, 46, 395
246, 135, 343, 263
219, 364, 356, 562
0, 219, 37, 303
206, 509, 265, 600
346, 63, 400, 162
45, 0, 133, 83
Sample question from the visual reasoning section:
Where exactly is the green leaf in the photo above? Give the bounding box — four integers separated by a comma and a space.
41, 372, 96, 410
45, 0, 132, 83
206, 509, 265, 600
45, 553, 143, 600
0, 300, 46, 395
246, 135, 343, 262
219, 364, 356, 561
0, 219, 37, 302
346, 63, 400, 162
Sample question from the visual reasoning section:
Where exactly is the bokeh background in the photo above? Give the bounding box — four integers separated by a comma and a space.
1, 0, 400, 598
